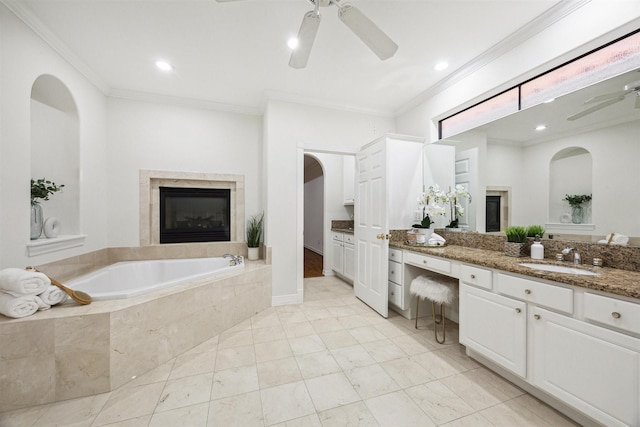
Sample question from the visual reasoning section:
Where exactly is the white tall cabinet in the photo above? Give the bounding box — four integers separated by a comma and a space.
354, 134, 424, 316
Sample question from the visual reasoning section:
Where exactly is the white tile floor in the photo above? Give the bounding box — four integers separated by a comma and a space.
0, 276, 579, 427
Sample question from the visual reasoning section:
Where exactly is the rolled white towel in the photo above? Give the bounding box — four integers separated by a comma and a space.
428, 233, 446, 246
35, 295, 50, 311
0, 268, 50, 295
0, 291, 40, 318
38, 285, 67, 306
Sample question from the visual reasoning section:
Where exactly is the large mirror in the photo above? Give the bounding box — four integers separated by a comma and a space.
435, 67, 640, 246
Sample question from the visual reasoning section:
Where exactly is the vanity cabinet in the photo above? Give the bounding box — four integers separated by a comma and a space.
531, 307, 640, 427
332, 232, 354, 282
388, 248, 403, 309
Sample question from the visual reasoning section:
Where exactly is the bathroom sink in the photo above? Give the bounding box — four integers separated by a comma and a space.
519, 263, 600, 276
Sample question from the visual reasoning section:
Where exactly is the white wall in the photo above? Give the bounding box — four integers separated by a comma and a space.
0, 4, 108, 268
264, 100, 395, 302
106, 97, 262, 246
304, 174, 324, 254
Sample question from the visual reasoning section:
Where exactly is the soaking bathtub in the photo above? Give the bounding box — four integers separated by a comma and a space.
66, 256, 244, 300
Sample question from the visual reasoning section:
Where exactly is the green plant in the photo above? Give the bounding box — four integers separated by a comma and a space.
31, 178, 64, 204
564, 194, 592, 207
505, 226, 528, 243
246, 213, 264, 248
526, 225, 545, 238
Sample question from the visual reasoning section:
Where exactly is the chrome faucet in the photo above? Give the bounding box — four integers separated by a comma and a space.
562, 247, 581, 265
223, 254, 243, 265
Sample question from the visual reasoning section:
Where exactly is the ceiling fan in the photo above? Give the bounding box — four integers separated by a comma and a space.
215, 0, 398, 69
567, 79, 640, 121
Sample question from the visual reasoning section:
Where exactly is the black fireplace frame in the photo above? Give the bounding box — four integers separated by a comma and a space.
159, 187, 231, 244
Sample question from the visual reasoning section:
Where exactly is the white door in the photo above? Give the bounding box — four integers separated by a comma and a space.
455, 148, 479, 231
531, 307, 640, 427
355, 139, 388, 317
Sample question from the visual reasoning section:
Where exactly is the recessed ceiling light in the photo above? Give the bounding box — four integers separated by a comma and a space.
434, 61, 449, 71
535, 125, 547, 131
287, 37, 299, 50
155, 60, 173, 72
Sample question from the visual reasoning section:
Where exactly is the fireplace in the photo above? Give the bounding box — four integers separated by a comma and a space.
159, 187, 231, 243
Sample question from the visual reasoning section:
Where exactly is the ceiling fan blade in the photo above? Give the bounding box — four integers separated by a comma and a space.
289, 11, 321, 69
337, 4, 398, 61
584, 89, 633, 104
567, 96, 625, 121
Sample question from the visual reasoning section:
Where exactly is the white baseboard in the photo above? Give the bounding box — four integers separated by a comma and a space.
303, 245, 323, 256
272, 293, 300, 306
322, 269, 335, 276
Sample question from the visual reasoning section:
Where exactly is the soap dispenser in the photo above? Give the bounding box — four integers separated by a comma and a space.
531, 235, 544, 260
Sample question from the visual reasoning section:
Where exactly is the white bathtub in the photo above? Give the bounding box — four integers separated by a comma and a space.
66, 257, 244, 300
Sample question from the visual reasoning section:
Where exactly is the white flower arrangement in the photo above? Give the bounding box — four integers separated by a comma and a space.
446, 184, 472, 228
414, 185, 448, 228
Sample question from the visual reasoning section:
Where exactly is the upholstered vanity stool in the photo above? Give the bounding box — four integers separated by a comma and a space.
410, 275, 458, 344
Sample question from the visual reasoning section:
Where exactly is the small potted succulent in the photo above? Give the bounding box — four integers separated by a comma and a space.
246, 212, 264, 261
504, 226, 528, 257
30, 178, 64, 240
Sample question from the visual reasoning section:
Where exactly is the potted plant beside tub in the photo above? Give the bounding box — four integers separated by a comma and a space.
246, 212, 264, 261
504, 226, 528, 257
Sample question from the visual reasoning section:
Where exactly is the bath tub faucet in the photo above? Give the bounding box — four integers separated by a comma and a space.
223, 254, 243, 265
562, 246, 581, 265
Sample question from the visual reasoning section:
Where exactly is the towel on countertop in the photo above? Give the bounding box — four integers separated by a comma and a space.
0, 268, 50, 296
597, 233, 629, 246
428, 233, 446, 246
38, 285, 67, 306
0, 291, 40, 318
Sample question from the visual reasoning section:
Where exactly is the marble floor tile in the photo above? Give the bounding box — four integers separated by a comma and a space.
260, 381, 316, 426
278, 311, 309, 325
318, 330, 359, 350
254, 339, 293, 362
317, 401, 380, 427
92, 382, 165, 426
325, 305, 358, 317
336, 314, 371, 329
211, 365, 259, 400
251, 312, 282, 329
184, 336, 219, 355
439, 367, 524, 411
218, 328, 254, 349
168, 351, 216, 380
439, 412, 495, 427
361, 339, 407, 363
252, 325, 287, 344
330, 344, 377, 370
345, 364, 401, 400
309, 317, 344, 333
348, 325, 389, 344
32, 392, 110, 427
294, 350, 342, 379
282, 321, 316, 338
303, 308, 333, 321
99, 415, 153, 426
372, 322, 410, 339
271, 413, 322, 427
149, 402, 209, 427
0, 405, 50, 427
405, 380, 475, 424
390, 333, 438, 355
365, 390, 436, 427
257, 357, 303, 388
304, 372, 361, 412
155, 373, 213, 413
508, 394, 579, 426
379, 356, 435, 388
288, 334, 326, 356
215, 344, 256, 371
207, 391, 264, 427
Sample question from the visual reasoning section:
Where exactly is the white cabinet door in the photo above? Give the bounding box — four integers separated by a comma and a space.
531, 307, 640, 427
355, 139, 388, 317
460, 284, 527, 377
332, 240, 343, 275
343, 243, 355, 281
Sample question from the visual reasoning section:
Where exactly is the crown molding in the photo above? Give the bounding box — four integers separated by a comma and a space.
1, 0, 111, 94
395, 0, 592, 116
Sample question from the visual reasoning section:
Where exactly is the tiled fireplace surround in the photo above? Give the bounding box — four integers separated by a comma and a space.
0, 171, 272, 413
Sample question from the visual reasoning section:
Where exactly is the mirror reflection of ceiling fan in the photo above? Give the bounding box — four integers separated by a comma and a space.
567, 79, 640, 121
215, 0, 398, 69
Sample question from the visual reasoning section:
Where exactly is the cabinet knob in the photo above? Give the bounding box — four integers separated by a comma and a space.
391, 291, 395, 296
391, 270, 394, 274
391, 253, 395, 258
515, 308, 521, 313
470, 274, 476, 279
534, 314, 541, 320
525, 289, 531, 295
423, 260, 428, 265
611, 311, 621, 319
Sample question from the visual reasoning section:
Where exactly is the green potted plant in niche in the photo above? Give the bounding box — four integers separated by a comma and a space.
246, 212, 264, 261
564, 194, 591, 224
504, 226, 528, 257
30, 178, 64, 240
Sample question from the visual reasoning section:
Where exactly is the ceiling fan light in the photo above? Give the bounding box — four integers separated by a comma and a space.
434, 61, 448, 71
155, 60, 173, 72
287, 37, 299, 50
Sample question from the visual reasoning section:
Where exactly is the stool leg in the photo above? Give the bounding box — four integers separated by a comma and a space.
432, 301, 442, 324
433, 302, 446, 344
414, 296, 419, 329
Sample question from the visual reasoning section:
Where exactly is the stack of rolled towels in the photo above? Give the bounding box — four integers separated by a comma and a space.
0, 268, 67, 318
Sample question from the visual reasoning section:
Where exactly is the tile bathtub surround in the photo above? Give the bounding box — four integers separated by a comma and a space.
0, 277, 579, 427
0, 263, 271, 412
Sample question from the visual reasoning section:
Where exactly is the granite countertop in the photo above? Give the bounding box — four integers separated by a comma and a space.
332, 227, 354, 235
391, 241, 640, 300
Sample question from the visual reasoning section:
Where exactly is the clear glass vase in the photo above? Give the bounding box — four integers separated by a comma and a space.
571, 205, 584, 224
30, 202, 43, 240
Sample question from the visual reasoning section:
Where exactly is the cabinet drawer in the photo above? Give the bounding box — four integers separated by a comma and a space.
404, 251, 451, 275
388, 260, 402, 285
332, 232, 343, 242
388, 281, 402, 308
496, 273, 573, 314
460, 264, 492, 290
389, 248, 403, 262
343, 234, 354, 245
584, 293, 640, 335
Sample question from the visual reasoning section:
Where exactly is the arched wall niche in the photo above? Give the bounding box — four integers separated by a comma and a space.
30, 74, 80, 239
548, 147, 592, 225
